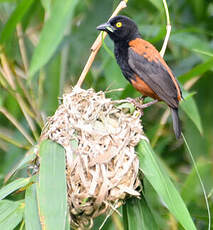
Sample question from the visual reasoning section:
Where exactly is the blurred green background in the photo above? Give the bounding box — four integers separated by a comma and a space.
0, 0, 213, 229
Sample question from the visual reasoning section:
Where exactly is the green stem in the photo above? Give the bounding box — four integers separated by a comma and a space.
182, 133, 211, 230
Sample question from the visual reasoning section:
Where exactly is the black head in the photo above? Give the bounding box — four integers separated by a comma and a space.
97, 15, 141, 43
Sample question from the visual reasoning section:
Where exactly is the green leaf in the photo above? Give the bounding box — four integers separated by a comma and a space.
180, 90, 203, 134
171, 33, 212, 54
36, 140, 67, 230
188, 0, 204, 19
4, 147, 37, 182
0, 0, 16, 3
40, 0, 52, 15
123, 197, 158, 230
147, 0, 163, 12
178, 57, 213, 84
29, 0, 78, 78
65, 210, 70, 230
25, 183, 42, 230
138, 140, 196, 230
0, 177, 31, 201
0, 200, 24, 230
192, 49, 213, 57
117, 103, 135, 114
0, 0, 15, 2
0, 0, 35, 44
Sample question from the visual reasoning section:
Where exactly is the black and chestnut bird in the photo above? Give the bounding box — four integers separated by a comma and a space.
97, 15, 182, 139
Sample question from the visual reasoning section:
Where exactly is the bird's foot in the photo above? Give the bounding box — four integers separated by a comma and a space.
139, 99, 158, 108
126, 97, 158, 114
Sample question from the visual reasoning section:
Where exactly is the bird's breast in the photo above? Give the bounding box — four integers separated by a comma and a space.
114, 43, 135, 81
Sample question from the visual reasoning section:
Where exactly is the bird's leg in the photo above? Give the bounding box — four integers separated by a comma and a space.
140, 99, 158, 108
126, 97, 158, 113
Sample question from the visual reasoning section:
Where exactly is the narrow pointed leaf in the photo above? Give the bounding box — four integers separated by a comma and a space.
123, 197, 158, 230
37, 140, 67, 230
29, 0, 78, 78
0, 200, 24, 230
178, 57, 213, 84
40, 0, 52, 15
0, 177, 31, 201
25, 184, 41, 230
148, 0, 163, 12
0, 0, 35, 43
138, 140, 196, 230
4, 147, 37, 182
180, 90, 203, 134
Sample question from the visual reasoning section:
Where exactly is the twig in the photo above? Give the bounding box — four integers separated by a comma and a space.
16, 23, 29, 72
15, 75, 43, 126
16, 26, 43, 125
76, 0, 128, 87
160, 0, 171, 57
0, 131, 30, 150
0, 51, 16, 89
0, 52, 39, 141
60, 23, 72, 96
0, 107, 35, 145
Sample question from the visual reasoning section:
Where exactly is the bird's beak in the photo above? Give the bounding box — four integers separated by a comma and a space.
96, 22, 115, 33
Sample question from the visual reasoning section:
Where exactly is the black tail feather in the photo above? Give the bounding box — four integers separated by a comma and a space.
171, 108, 181, 139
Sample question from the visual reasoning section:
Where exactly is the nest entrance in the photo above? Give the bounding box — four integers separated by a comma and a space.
41, 87, 144, 229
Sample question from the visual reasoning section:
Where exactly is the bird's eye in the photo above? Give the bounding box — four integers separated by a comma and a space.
116, 22, 122, 28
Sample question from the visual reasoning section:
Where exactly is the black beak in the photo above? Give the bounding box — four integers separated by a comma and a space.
96, 22, 115, 33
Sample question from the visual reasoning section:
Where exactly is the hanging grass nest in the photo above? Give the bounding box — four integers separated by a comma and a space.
41, 86, 144, 229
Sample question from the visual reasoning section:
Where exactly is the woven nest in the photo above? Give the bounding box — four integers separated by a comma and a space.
41, 86, 144, 229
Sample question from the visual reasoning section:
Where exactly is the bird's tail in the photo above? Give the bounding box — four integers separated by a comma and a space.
171, 108, 181, 139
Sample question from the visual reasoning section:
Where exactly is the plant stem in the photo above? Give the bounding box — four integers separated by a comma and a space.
16, 23, 29, 72
160, 0, 171, 57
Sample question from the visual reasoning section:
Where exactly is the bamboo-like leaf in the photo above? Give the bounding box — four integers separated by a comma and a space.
171, 33, 212, 54
0, 200, 24, 230
193, 49, 213, 57
0, 0, 16, 2
25, 183, 42, 230
65, 211, 71, 230
40, 0, 52, 15
123, 197, 158, 230
0, 0, 35, 43
178, 57, 213, 84
180, 91, 203, 134
4, 147, 37, 183
0, 177, 31, 201
36, 140, 67, 230
137, 140, 196, 230
147, 0, 163, 12
29, 0, 78, 78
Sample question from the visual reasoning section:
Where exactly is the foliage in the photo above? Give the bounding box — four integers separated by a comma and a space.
0, 0, 213, 229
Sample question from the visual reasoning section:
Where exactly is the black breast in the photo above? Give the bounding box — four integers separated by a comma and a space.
114, 41, 135, 82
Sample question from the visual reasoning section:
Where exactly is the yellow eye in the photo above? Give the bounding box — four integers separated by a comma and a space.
116, 22, 122, 28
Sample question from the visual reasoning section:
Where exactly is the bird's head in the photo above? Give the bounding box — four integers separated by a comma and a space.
97, 15, 140, 43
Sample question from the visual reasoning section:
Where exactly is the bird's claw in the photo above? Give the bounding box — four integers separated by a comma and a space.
126, 97, 158, 115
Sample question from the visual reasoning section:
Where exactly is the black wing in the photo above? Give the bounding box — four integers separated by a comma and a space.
128, 47, 179, 108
